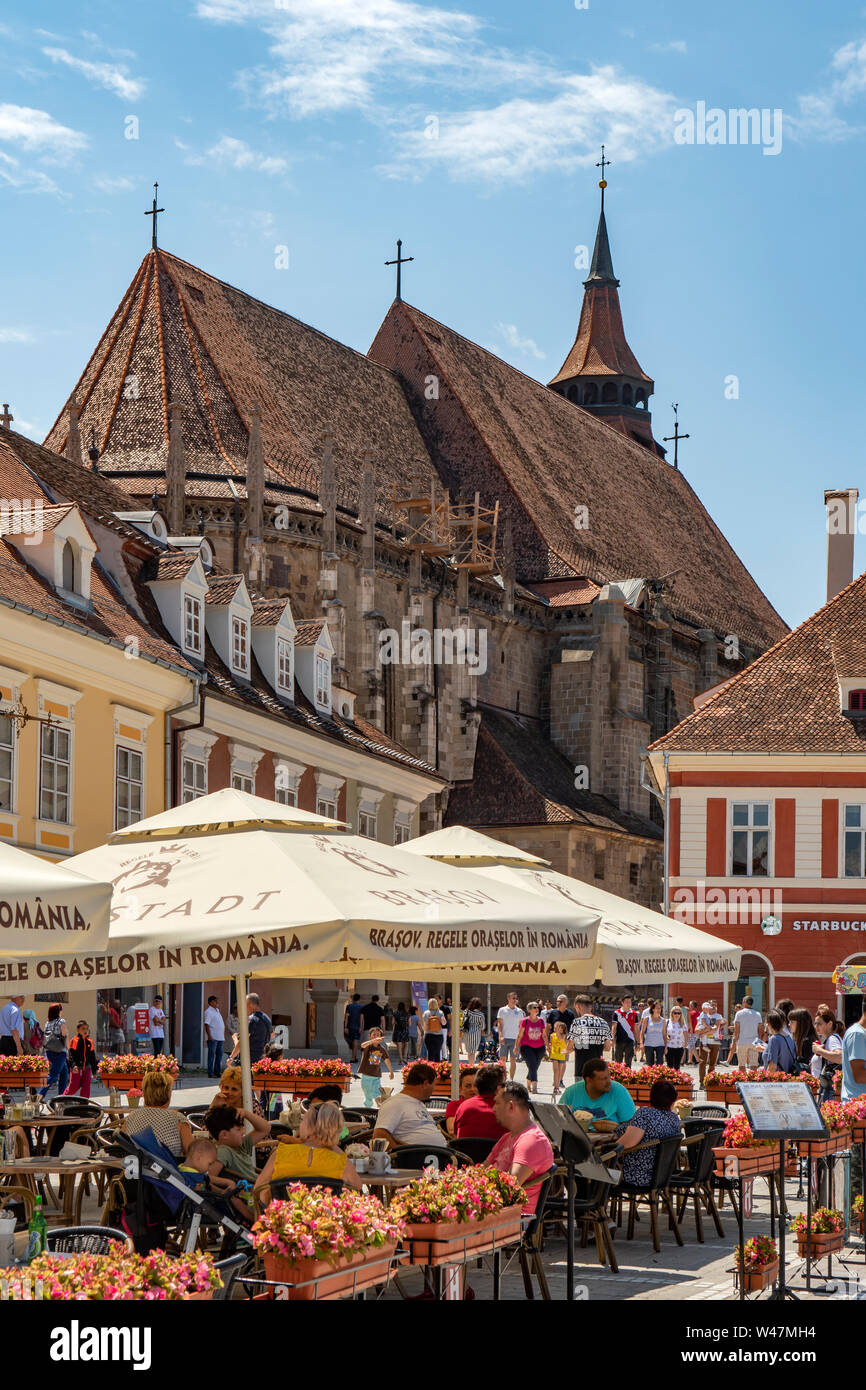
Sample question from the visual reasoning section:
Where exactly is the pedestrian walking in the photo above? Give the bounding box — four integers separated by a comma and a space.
0, 995, 25, 1056
461, 997, 486, 1060
687, 1000, 700, 1065
422, 997, 447, 1062
496, 992, 525, 1081
204, 995, 226, 1077
149, 996, 166, 1056
732, 996, 763, 1069
665, 1006, 687, 1071
407, 1003, 420, 1059
343, 993, 363, 1063
361, 994, 386, 1039
695, 1000, 724, 1086
39, 1003, 69, 1100
565, 995, 611, 1083
358, 1027, 394, 1107
64, 1020, 97, 1099
516, 1001, 546, 1093
549, 1021, 568, 1094
612, 995, 638, 1067
639, 1001, 668, 1065
391, 1001, 410, 1064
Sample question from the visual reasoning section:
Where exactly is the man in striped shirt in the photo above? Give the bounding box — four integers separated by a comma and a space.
565, 995, 612, 1083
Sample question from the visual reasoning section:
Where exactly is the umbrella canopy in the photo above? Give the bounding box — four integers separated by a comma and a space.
402, 826, 740, 986
0, 839, 111, 960
31, 791, 600, 991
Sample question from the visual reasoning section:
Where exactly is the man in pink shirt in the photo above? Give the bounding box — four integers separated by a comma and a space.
488, 1081, 554, 1213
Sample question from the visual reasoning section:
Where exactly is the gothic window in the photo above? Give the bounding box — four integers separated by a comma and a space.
601, 382, 618, 404
583, 384, 598, 405
622, 384, 633, 405
61, 540, 76, 593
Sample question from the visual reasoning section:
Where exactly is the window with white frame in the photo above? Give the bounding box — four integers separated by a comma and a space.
274, 779, 297, 806
40, 724, 71, 823
844, 804, 866, 877
317, 795, 337, 820
358, 808, 377, 839
231, 772, 254, 794
731, 802, 770, 877
232, 616, 249, 674
183, 594, 203, 655
115, 745, 144, 829
277, 638, 293, 694
393, 818, 411, 845
315, 652, 330, 708
182, 757, 207, 803
0, 714, 13, 813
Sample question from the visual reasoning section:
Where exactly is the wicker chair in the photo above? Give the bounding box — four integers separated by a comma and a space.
45, 1225, 132, 1255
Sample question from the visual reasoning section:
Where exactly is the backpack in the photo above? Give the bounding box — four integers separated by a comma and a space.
28, 1019, 44, 1051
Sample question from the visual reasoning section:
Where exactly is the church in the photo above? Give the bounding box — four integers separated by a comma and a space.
43, 173, 787, 931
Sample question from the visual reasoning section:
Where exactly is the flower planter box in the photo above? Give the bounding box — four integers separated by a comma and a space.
738, 1259, 779, 1293
99, 1073, 145, 1093
402, 1204, 524, 1266
713, 1146, 779, 1178
795, 1131, 852, 1159
848, 1120, 866, 1143
0, 1071, 49, 1091
629, 1084, 693, 1106
705, 1086, 739, 1105
262, 1242, 399, 1300
253, 1075, 351, 1097
796, 1231, 844, 1259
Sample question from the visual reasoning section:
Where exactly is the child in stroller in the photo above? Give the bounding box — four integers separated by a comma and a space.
180, 1135, 254, 1225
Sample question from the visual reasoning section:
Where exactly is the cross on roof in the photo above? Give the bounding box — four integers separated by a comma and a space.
0, 404, 12, 430
596, 145, 611, 211
385, 239, 414, 302
144, 182, 165, 251
663, 403, 690, 471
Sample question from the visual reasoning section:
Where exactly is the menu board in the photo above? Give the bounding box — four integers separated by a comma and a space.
737, 1081, 827, 1139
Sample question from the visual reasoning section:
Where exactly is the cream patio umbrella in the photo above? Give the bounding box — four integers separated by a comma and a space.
56, 791, 599, 1107
0, 840, 112, 988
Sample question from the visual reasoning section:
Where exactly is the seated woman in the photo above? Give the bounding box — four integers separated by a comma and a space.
255, 1101, 363, 1204
211, 1065, 269, 1126
445, 1067, 478, 1135
610, 1079, 682, 1186
122, 1069, 193, 1160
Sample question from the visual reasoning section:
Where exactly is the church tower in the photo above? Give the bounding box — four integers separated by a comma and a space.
549, 154, 661, 454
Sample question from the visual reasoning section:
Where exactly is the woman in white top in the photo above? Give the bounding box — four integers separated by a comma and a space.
811, 1008, 844, 1100
422, 997, 447, 1062
639, 1002, 668, 1066
665, 1007, 687, 1071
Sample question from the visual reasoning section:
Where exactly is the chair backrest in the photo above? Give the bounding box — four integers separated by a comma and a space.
266, 1175, 344, 1199
48, 1098, 102, 1119
46, 1226, 131, 1255
648, 1134, 684, 1189
523, 1165, 558, 1240
425, 1097, 449, 1113
388, 1145, 465, 1170
690, 1128, 726, 1185
690, 1104, 729, 1119
448, 1136, 496, 1163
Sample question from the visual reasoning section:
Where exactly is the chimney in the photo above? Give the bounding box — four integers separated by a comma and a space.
166, 401, 186, 533
824, 487, 859, 602
66, 397, 82, 467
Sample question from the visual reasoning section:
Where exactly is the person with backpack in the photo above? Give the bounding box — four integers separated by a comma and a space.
422, 997, 447, 1062
38, 1003, 68, 1100
22, 1009, 44, 1055
762, 1010, 797, 1075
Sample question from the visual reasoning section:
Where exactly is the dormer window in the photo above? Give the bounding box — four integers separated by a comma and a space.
851, 690, 866, 712
277, 637, 293, 694
184, 593, 203, 656
61, 540, 76, 592
315, 653, 331, 708
232, 616, 249, 675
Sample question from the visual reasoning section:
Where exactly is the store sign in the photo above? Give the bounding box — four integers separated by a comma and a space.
793, 919, 866, 932
833, 965, 866, 995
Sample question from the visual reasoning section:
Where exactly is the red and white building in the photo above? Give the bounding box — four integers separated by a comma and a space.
645, 497, 866, 1026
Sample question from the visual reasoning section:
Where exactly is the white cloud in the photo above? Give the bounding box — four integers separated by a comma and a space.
793, 35, 866, 140
495, 322, 545, 360
649, 40, 687, 55
0, 328, 35, 343
91, 174, 136, 192
184, 135, 288, 175
0, 103, 86, 156
42, 46, 146, 101
381, 67, 677, 183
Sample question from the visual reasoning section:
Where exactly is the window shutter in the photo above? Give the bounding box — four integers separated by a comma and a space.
821, 800, 839, 878
668, 798, 681, 877
774, 799, 795, 877
706, 798, 727, 877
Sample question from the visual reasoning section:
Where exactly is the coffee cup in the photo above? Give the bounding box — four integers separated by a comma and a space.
368, 1150, 390, 1175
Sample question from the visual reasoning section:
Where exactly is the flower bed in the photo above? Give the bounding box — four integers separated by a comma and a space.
98, 1054, 179, 1092
251, 1057, 352, 1095
618, 1063, 693, 1104
0, 1250, 221, 1299
401, 1060, 479, 1096
714, 1113, 779, 1178
388, 1166, 526, 1265
790, 1207, 845, 1259
734, 1235, 778, 1293
704, 1068, 820, 1104
842, 1095, 866, 1140
252, 1184, 404, 1299
0, 1055, 49, 1090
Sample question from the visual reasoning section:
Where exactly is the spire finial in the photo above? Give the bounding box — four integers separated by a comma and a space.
385, 238, 414, 301
144, 182, 165, 252
662, 403, 690, 471
596, 145, 610, 212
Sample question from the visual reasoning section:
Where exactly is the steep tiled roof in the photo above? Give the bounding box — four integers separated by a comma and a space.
252, 599, 290, 627
150, 552, 199, 581
206, 574, 244, 605
369, 302, 786, 651
445, 706, 661, 838
0, 502, 74, 537
294, 619, 325, 647
528, 577, 601, 607
649, 570, 866, 754
44, 249, 436, 515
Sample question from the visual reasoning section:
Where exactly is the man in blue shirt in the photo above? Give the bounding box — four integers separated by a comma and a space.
559, 1058, 636, 1132
343, 993, 364, 1063
0, 996, 25, 1056
842, 1004, 866, 1101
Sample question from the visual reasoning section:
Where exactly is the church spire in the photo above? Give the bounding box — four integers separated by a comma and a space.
549, 153, 662, 455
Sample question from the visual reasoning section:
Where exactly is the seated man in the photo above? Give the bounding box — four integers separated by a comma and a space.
204, 1103, 271, 1185
371, 1062, 448, 1150
559, 1058, 637, 1133
488, 1081, 554, 1213
454, 1064, 507, 1141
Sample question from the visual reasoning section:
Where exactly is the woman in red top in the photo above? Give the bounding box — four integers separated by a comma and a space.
516, 1002, 547, 1094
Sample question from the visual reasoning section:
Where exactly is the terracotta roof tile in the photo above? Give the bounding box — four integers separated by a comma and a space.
150, 552, 199, 581
650, 571, 866, 754
527, 577, 601, 607
252, 598, 290, 627
206, 574, 243, 605
0, 502, 74, 537
294, 618, 325, 646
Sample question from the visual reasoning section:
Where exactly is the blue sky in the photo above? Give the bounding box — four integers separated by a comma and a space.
2, 0, 865, 631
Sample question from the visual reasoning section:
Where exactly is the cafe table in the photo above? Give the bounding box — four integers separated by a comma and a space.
0, 1114, 100, 1158
0, 1156, 123, 1224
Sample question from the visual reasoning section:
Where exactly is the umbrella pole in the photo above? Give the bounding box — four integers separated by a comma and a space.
235, 973, 254, 1113
451, 974, 461, 1102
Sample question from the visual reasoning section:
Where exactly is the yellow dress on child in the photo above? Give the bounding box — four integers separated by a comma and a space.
549, 1035, 567, 1063
272, 1143, 348, 1182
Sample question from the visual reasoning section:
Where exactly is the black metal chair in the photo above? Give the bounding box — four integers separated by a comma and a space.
46, 1225, 131, 1254
544, 1167, 619, 1271
388, 1145, 470, 1170
264, 1175, 345, 1201
425, 1097, 449, 1113
340, 1127, 375, 1149
449, 1136, 496, 1163
498, 1166, 557, 1300
615, 1136, 684, 1253
48, 1097, 103, 1120
668, 1124, 726, 1242
690, 1104, 729, 1120
213, 1251, 251, 1301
